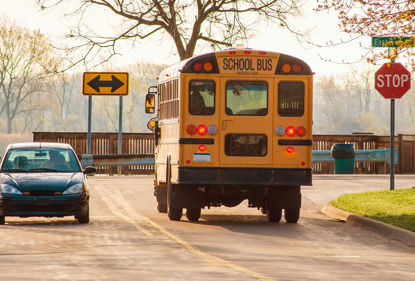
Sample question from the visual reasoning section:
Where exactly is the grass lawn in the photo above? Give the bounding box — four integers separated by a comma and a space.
332, 188, 415, 232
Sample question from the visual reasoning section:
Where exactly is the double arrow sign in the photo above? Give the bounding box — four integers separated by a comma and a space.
83, 72, 129, 96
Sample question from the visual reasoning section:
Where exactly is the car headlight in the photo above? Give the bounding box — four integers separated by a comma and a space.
63, 183, 84, 195
1, 184, 22, 195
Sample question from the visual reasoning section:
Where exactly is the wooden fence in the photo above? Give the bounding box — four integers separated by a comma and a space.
33, 132, 415, 174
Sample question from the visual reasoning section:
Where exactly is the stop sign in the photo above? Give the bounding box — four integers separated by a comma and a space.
375, 62, 411, 99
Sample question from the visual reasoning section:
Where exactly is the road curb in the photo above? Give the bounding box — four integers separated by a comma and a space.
321, 201, 415, 246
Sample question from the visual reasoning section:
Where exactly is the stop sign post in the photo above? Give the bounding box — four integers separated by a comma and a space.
374, 62, 411, 191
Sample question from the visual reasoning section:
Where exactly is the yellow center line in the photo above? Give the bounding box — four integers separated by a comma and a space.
100, 196, 152, 236
111, 189, 276, 281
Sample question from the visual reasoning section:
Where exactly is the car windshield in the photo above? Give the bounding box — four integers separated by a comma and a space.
1, 148, 82, 173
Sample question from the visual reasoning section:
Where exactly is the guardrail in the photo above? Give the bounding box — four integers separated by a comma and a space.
80, 154, 155, 175
312, 148, 398, 164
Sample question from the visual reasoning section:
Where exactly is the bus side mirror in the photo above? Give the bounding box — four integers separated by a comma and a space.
145, 93, 155, 114
147, 117, 156, 132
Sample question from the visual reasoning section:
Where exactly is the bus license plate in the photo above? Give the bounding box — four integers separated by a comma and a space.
193, 152, 211, 162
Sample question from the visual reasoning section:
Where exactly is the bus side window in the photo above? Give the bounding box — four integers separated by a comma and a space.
189, 80, 215, 115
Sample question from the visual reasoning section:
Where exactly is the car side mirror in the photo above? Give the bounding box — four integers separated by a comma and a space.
84, 166, 96, 175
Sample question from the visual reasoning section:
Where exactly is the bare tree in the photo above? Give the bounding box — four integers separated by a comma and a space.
342, 68, 374, 113
130, 61, 167, 85
314, 71, 388, 135
38, 0, 301, 66
0, 18, 60, 133
46, 72, 78, 127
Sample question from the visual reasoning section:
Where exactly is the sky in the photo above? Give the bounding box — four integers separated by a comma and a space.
0, 1, 372, 77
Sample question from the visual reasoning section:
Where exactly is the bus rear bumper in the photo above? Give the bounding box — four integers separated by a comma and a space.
178, 167, 312, 186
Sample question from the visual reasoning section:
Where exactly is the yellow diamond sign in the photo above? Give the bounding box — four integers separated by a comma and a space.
83, 72, 129, 96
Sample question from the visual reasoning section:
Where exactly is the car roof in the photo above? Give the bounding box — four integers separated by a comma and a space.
6, 142, 74, 150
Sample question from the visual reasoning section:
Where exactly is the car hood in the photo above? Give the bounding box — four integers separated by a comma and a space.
1, 173, 84, 192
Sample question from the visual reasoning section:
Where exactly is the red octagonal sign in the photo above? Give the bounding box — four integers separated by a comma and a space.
375, 62, 411, 99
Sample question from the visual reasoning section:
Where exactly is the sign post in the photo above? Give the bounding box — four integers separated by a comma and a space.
374, 62, 411, 190
87, 96, 92, 154
83, 72, 129, 157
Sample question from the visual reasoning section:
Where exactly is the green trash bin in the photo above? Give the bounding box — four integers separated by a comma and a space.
331, 144, 355, 174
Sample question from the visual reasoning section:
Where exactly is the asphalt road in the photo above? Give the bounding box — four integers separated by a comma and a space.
0, 175, 414, 281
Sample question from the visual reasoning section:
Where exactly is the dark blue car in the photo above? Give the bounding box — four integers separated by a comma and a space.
0, 142, 96, 224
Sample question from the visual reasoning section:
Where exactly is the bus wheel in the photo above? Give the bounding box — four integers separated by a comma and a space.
167, 185, 182, 221
157, 203, 167, 213
155, 184, 167, 213
168, 207, 183, 221
266, 209, 282, 223
285, 208, 300, 223
186, 208, 201, 222
166, 155, 182, 221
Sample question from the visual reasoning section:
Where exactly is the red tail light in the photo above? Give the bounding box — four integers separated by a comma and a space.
296, 126, 306, 137
186, 124, 197, 135
199, 145, 206, 152
197, 124, 207, 135
192, 62, 203, 72
285, 126, 296, 137
292, 64, 302, 73
287, 147, 294, 153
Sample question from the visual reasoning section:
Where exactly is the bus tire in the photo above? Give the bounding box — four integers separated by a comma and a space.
167, 186, 182, 221
166, 155, 182, 221
266, 209, 282, 223
285, 208, 300, 223
186, 208, 201, 222
155, 184, 168, 213
157, 202, 167, 213
168, 207, 183, 221
0, 216, 5, 225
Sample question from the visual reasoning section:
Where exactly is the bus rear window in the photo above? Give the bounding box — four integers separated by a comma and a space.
226, 81, 268, 116
278, 82, 304, 117
225, 134, 267, 156
189, 80, 215, 115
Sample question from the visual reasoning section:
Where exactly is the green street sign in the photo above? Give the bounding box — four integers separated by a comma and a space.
372, 37, 415, 48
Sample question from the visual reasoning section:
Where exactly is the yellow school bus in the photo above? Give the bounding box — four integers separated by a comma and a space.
145, 47, 313, 223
